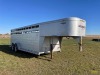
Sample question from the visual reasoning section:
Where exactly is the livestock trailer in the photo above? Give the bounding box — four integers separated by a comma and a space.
11, 17, 86, 56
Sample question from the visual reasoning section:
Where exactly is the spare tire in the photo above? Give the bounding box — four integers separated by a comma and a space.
14, 43, 18, 52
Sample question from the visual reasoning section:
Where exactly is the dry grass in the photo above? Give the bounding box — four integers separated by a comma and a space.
0, 38, 100, 75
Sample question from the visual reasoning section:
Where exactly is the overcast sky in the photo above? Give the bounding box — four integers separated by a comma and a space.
0, 0, 100, 35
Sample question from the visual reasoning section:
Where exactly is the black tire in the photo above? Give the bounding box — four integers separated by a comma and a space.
14, 43, 18, 52
11, 43, 15, 51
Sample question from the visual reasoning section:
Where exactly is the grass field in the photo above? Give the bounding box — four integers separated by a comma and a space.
0, 38, 100, 75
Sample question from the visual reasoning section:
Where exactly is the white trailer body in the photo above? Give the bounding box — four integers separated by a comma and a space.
11, 17, 86, 55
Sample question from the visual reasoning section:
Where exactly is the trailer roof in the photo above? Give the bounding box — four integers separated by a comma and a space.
11, 17, 85, 31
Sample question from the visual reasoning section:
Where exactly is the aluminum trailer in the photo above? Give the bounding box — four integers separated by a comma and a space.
11, 17, 86, 56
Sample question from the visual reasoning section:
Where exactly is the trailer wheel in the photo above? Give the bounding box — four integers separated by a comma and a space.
14, 43, 18, 52
11, 43, 15, 51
